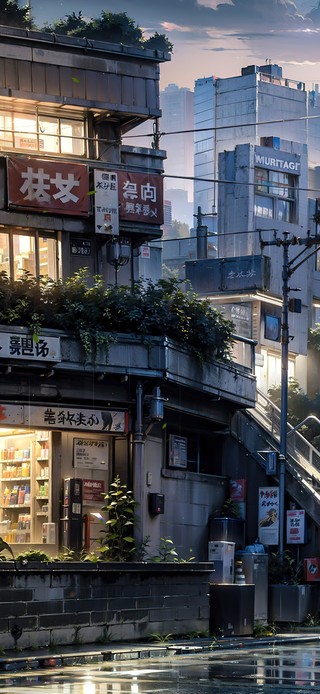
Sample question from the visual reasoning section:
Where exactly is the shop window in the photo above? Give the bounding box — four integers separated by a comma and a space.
254, 167, 296, 223
0, 110, 85, 156
0, 429, 52, 545
0, 231, 59, 280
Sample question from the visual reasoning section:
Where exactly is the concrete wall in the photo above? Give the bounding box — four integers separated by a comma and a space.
0, 563, 212, 651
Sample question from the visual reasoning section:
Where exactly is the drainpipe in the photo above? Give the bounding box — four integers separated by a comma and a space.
133, 381, 145, 546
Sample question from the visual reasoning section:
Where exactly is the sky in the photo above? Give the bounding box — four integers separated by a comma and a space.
30, 0, 320, 92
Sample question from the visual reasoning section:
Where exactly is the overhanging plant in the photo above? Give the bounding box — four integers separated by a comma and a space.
0, 270, 234, 362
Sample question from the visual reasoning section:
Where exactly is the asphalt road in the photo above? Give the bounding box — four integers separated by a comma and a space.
1, 643, 320, 693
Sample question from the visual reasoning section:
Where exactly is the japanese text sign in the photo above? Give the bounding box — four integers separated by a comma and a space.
74, 438, 109, 469
258, 486, 279, 546
94, 170, 119, 235
0, 332, 60, 362
286, 509, 306, 544
7, 157, 90, 216
82, 479, 105, 502
117, 171, 163, 225
0, 403, 127, 433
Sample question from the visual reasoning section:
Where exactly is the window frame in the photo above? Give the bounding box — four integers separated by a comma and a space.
0, 229, 60, 280
254, 166, 297, 223
0, 108, 86, 157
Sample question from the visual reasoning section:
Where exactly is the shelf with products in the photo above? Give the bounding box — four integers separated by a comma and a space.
0, 429, 52, 544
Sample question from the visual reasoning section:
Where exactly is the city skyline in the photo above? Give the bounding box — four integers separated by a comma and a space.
31, 1, 320, 91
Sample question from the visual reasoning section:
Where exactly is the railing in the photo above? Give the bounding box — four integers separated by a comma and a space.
254, 388, 320, 476
258, 72, 305, 91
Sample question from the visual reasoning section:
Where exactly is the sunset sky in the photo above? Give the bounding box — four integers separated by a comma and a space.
31, 1, 320, 91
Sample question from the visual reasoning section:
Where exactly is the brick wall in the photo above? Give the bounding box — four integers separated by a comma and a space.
0, 562, 213, 650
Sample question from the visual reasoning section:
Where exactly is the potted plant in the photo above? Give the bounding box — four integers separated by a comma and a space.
268, 550, 318, 623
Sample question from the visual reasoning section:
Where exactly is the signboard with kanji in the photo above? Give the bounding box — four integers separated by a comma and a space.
286, 509, 306, 544
258, 486, 279, 545
118, 171, 163, 225
7, 157, 90, 216
94, 170, 119, 235
82, 479, 105, 501
74, 439, 109, 470
0, 403, 127, 433
0, 332, 60, 362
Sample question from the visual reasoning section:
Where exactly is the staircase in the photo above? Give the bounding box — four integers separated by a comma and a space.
231, 388, 320, 528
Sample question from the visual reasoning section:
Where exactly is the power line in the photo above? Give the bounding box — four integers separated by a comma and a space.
123, 112, 320, 141
163, 173, 320, 196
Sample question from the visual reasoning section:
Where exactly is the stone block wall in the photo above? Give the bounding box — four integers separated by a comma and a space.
0, 563, 213, 650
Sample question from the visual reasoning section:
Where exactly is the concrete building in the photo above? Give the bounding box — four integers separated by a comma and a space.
0, 26, 257, 562
194, 63, 320, 232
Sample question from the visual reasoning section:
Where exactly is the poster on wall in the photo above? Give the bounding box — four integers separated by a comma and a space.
258, 486, 279, 545
73, 439, 109, 469
286, 509, 306, 544
168, 435, 187, 469
82, 479, 105, 502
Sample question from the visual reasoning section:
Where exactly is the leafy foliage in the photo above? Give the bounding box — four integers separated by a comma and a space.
0, 270, 234, 362
40, 10, 173, 52
268, 550, 303, 585
0, 0, 31, 28
15, 549, 52, 563
99, 476, 137, 562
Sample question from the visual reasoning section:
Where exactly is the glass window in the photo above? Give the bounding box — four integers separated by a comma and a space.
0, 110, 85, 156
0, 231, 58, 280
13, 234, 36, 279
13, 114, 37, 150
0, 112, 13, 148
0, 233, 10, 275
38, 236, 58, 280
60, 119, 85, 155
255, 167, 296, 223
254, 195, 273, 218
38, 116, 59, 153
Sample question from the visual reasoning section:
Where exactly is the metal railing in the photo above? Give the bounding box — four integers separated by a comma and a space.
254, 387, 320, 476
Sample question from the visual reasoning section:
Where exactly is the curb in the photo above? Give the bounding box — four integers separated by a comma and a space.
1, 634, 320, 672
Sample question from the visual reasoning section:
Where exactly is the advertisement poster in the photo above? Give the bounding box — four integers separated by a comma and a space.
82, 479, 105, 502
73, 439, 109, 469
258, 486, 279, 545
286, 509, 306, 544
168, 435, 187, 469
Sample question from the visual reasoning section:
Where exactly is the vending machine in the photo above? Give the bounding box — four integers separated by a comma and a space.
60, 478, 83, 552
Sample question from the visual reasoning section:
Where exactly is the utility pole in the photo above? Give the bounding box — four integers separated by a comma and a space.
260, 231, 320, 558
194, 206, 217, 259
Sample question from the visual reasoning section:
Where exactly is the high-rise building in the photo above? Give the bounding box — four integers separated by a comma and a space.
160, 83, 194, 210
194, 63, 320, 227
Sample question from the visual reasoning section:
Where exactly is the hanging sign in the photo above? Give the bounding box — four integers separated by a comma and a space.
286, 509, 306, 544
94, 170, 119, 235
258, 486, 279, 545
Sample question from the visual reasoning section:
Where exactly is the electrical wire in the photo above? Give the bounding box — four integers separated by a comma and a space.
123, 112, 320, 140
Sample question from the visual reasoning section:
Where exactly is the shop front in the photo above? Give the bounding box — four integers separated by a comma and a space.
0, 403, 128, 554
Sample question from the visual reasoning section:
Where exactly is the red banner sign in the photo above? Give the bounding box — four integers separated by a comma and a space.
117, 171, 163, 225
7, 157, 90, 216
83, 479, 105, 502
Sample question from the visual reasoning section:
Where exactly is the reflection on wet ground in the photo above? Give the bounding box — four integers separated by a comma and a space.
1, 643, 320, 692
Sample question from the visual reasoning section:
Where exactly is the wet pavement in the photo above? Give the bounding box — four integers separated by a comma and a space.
1, 640, 320, 692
